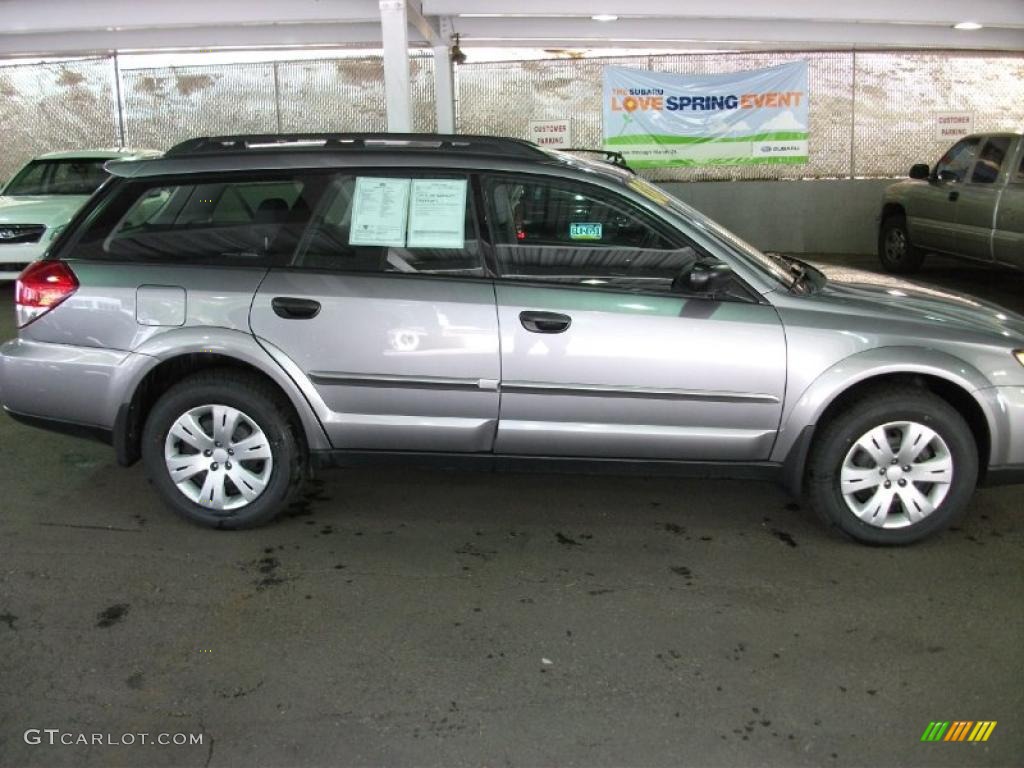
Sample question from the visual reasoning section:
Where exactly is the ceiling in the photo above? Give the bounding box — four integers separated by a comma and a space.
0, 0, 1021, 56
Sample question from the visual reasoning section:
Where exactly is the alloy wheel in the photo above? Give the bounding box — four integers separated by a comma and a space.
164, 404, 273, 511
884, 228, 907, 261
839, 421, 953, 529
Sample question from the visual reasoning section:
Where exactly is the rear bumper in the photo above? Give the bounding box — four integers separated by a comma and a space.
0, 337, 132, 430
4, 408, 112, 445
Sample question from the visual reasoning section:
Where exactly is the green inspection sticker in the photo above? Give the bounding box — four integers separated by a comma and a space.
569, 222, 603, 240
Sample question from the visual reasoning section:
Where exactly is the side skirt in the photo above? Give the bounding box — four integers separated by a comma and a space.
311, 449, 783, 484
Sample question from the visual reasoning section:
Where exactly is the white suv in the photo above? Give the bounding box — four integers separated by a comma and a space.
0, 149, 160, 280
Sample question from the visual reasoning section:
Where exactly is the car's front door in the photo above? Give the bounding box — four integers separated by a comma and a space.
907, 136, 981, 254
482, 173, 786, 461
956, 135, 1012, 262
250, 171, 501, 452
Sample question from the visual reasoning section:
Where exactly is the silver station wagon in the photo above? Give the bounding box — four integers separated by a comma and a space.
2, 133, 1024, 544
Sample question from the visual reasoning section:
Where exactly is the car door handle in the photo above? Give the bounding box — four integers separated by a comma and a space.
948, 190, 960, 202
520, 310, 571, 334
271, 296, 321, 319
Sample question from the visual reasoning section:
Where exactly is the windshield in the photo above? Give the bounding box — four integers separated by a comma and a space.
620, 176, 794, 287
4, 159, 110, 196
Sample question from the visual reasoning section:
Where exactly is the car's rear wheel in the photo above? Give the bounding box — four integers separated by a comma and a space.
878, 214, 925, 274
142, 369, 304, 529
805, 386, 977, 545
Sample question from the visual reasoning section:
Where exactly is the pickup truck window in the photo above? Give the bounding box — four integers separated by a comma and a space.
971, 137, 1012, 184
935, 137, 980, 183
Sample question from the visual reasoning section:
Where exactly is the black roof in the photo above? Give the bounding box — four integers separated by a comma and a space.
107, 133, 635, 179
165, 133, 552, 162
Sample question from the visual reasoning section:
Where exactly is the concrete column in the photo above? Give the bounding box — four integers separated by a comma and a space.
379, 0, 411, 132
433, 44, 455, 134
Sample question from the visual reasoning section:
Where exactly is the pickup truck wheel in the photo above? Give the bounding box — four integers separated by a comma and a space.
142, 369, 304, 529
805, 387, 977, 545
878, 214, 924, 274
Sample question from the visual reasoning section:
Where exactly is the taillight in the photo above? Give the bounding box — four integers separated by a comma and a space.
15, 260, 79, 328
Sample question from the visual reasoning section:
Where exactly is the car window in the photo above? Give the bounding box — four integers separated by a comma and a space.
970, 137, 1012, 184
934, 137, 981, 183
4, 159, 109, 196
483, 174, 709, 294
71, 175, 321, 265
292, 174, 485, 277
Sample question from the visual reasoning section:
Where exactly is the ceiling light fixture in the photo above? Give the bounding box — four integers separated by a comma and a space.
592, 14, 619, 22
953, 21, 984, 30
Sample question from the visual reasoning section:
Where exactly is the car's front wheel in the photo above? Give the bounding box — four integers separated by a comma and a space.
142, 369, 304, 529
805, 386, 978, 545
878, 214, 925, 274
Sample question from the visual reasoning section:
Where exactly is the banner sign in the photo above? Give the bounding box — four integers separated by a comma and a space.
603, 61, 809, 169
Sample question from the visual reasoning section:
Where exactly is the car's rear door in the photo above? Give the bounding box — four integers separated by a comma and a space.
992, 139, 1024, 268
249, 170, 501, 453
956, 135, 1013, 262
481, 172, 786, 461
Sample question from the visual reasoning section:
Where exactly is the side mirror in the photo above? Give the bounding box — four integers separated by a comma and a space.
909, 163, 930, 180
687, 263, 734, 294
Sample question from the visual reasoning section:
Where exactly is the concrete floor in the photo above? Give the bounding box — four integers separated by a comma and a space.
0, 255, 1022, 768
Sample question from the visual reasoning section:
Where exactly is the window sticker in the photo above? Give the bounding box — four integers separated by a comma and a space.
349, 177, 411, 247
569, 222, 603, 240
407, 179, 467, 248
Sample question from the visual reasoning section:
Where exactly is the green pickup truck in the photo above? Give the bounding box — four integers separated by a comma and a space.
878, 132, 1023, 273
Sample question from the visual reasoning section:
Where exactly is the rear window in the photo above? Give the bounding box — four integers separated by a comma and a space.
5, 158, 109, 196
69, 175, 321, 265
970, 137, 1012, 184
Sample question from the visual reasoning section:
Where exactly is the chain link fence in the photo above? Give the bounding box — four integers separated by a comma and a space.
0, 50, 1022, 183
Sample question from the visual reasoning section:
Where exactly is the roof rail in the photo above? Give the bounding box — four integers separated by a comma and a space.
561, 148, 636, 174
165, 133, 551, 161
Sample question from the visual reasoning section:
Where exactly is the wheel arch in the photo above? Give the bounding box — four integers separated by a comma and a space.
775, 348, 997, 496
112, 332, 330, 466
878, 202, 908, 247
879, 202, 906, 224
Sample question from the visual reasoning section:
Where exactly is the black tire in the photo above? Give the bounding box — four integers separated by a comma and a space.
142, 369, 305, 529
878, 214, 925, 274
805, 385, 977, 545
